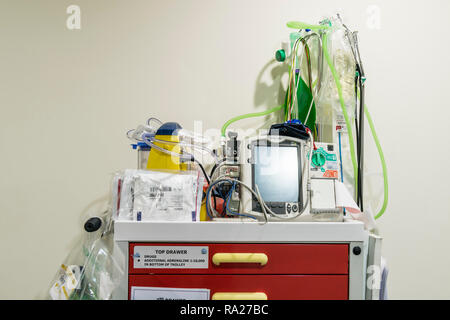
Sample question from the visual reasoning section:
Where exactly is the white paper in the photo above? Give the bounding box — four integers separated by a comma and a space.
130, 287, 210, 300
334, 180, 361, 213
335, 181, 378, 230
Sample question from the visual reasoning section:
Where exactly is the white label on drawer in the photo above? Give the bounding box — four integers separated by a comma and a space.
130, 286, 210, 300
133, 246, 209, 269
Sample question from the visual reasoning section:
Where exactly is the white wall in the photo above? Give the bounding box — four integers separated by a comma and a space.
1, 0, 449, 299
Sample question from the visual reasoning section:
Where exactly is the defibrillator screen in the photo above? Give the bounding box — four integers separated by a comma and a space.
253, 145, 301, 203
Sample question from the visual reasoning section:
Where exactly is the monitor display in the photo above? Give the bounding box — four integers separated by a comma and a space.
253, 145, 300, 203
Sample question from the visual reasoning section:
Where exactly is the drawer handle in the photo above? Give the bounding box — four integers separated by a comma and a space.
212, 253, 268, 266
212, 292, 268, 300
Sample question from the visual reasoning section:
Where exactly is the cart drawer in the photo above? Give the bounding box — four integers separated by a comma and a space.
129, 243, 349, 275
129, 274, 348, 300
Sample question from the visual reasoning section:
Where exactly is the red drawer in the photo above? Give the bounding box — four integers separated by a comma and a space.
129, 243, 348, 275
129, 274, 348, 300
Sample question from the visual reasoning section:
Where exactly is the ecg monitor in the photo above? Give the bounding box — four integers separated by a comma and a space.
240, 136, 305, 216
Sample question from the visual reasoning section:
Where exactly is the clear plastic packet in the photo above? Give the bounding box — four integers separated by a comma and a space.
111, 169, 205, 222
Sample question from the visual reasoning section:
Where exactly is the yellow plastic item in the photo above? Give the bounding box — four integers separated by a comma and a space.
146, 134, 188, 171
212, 253, 268, 266
212, 292, 268, 300
200, 201, 209, 221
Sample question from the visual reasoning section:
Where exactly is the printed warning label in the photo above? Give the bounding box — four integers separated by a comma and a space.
133, 246, 209, 269
336, 113, 347, 133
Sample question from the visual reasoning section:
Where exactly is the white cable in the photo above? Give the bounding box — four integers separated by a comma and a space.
303, 91, 316, 125
255, 184, 269, 224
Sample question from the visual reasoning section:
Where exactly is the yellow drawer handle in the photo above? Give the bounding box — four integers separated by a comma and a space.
212, 292, 268, 300
212, 253, 268, 266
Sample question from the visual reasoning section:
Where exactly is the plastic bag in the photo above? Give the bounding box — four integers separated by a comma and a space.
48, 211, 124, 300
112, 169, 205, 222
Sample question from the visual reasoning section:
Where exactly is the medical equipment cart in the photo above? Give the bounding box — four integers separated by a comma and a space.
112, 220, 381, 300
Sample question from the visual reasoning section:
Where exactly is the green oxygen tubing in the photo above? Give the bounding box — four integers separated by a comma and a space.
220, 104, 283, 137
221, 20, 388, 219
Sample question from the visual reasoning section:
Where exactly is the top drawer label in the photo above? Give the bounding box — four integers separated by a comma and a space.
133, 246, 209, 269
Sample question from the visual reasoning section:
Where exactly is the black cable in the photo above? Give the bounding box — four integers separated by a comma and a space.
354, 68, 360, 154
353, 63, 364, 212
357, 73, 365, 212
192, 158, 211, 185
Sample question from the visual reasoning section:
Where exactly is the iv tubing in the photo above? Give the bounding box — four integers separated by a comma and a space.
150, 137, 219, 164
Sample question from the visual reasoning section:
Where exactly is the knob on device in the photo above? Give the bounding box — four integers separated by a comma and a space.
312, 151, 326, 167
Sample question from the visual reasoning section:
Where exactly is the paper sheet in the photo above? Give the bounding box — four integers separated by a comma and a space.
335, 181, 377, 230
334, 180, 361, 213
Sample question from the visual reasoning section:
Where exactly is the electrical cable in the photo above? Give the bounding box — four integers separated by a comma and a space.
354, 32, 365, 212
193, 159, 211, 185
357, 72, 365, 211
225, 182, 258, 220
209, 159, 228, 180
205, 179, 261, 220
339, 18, 366, 211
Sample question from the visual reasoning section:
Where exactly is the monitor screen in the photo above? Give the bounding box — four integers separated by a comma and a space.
253, 145, 300, 203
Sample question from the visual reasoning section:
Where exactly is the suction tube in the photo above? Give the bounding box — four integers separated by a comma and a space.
364, 104, 388, 219
221, 105, 283, 137
286, 21, 331, 30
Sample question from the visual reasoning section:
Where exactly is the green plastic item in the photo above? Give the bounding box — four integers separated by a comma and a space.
286, 21, 330, 30
312, 151, 326, 167
296, 75, 316, 130
275, 49, 286, 62
364, 103, 389, 219
221, 105, 284, 137
284, 73, 316, 131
